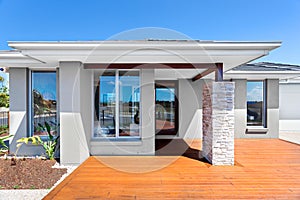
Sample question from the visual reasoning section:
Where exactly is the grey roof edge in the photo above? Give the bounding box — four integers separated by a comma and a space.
231, 62, 300, 72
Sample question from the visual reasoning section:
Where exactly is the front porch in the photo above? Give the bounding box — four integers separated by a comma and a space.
44, 139, 300, 199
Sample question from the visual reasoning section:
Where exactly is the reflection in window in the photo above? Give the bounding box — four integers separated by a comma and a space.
31, 72, 57, 136
95, 71, 116, 137
155, 81, 178, 135
247, 81, 265, 126
94, 70, 140, 138
119, 71, 140, 137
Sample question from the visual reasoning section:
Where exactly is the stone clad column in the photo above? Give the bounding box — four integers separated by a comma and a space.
202, 82, 235, 165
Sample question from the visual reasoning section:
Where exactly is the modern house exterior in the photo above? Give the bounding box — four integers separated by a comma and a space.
229, 62, 300, 133
0, 40, 282, 165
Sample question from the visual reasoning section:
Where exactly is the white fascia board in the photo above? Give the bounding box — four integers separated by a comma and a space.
19, 49, 268, 56
8, 41, 281, 51
224, 72, 300, 80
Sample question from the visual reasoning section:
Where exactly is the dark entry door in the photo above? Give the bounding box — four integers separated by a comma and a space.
155, 81, 178, 136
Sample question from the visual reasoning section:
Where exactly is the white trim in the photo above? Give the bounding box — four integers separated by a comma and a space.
115, 70, 120, 138
8, 41, 281, 50
227, 71, 300, 74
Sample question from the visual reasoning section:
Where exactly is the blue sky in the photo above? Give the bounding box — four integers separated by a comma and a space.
0, 0, 299, 64
0, 0, 300, 83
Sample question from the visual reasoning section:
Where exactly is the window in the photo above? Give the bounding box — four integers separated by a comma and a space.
155, 81, 178, 135
94, 70, 140, 138
247, 81, 266, 126
31, 71, 58, 136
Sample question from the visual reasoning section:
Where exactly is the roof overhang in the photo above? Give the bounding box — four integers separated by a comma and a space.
0, 51, 43, 67
3, 40, 281, 72
224, 70, 300, 80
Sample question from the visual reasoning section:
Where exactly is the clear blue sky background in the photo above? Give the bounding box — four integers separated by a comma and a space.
0, 0, 299, 66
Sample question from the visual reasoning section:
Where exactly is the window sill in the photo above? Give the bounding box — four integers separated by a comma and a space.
246, 127, 268, 134
90, 138, 142, 146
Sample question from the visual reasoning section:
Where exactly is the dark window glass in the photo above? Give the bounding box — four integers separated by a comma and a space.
247, 81, 265, 126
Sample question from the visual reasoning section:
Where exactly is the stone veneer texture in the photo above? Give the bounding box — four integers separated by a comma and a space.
202, 82, 235, 165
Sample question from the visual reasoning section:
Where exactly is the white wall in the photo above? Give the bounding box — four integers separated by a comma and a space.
279, 83, 300, 132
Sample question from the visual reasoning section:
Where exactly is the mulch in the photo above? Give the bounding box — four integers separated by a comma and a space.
0, 158, 67, 189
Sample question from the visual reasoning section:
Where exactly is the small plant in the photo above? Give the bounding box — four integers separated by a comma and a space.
30, 185, 36, 189
16, 122, 59, 160
0, 131, 13, 154
13, 185, 20, 189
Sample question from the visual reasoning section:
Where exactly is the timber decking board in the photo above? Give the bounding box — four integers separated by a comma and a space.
44, 139, 300, 199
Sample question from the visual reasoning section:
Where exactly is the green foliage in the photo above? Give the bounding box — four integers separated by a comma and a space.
0, 125, 8, 132
16, 122, 59, 160
13, 185, 20, 189
0, 131, 13, 152
0, 86, 9, 108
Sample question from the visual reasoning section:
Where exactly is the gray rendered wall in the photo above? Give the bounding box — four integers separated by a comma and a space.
232, 79, 247, 138
233, 79, 279, 138
9, 68, 44, 155
266, 79, 279, 138
90, 69, 155, 155
59, 62, 90, 164
177, 79, 204, 139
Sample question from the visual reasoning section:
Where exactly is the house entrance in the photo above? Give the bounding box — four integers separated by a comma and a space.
155, 80, 178, 136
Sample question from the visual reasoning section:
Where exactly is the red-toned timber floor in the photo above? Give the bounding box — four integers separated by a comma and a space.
44, 139, 300, 199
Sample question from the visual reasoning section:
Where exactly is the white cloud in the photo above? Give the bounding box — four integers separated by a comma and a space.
247, 86, 263, 101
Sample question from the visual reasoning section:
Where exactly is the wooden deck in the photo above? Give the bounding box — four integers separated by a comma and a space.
44, 139, 300, 199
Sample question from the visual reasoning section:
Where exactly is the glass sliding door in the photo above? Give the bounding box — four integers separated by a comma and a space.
119, 71, 140, 136
94, 71, 116, 137
31, 71, 58, 136
94, 70, 140, 138
155, 81, 178, 136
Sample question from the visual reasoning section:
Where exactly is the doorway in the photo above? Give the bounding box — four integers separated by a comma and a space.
155, 80, 178, 136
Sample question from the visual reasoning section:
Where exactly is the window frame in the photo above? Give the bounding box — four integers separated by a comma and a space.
92, 69, 141, 139
246, 80, 267, 128
29, 70, 59, 138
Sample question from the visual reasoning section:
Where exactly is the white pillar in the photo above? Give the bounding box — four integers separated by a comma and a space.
202, 82, 235, 165
59, 62, 90, 164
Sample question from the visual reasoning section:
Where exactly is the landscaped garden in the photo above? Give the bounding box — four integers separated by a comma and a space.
0, 122, 68, 190
0, 158, 66, 189
0, 80, 67, 190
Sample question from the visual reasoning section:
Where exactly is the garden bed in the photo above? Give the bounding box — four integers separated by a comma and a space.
0, 157, 67, 189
